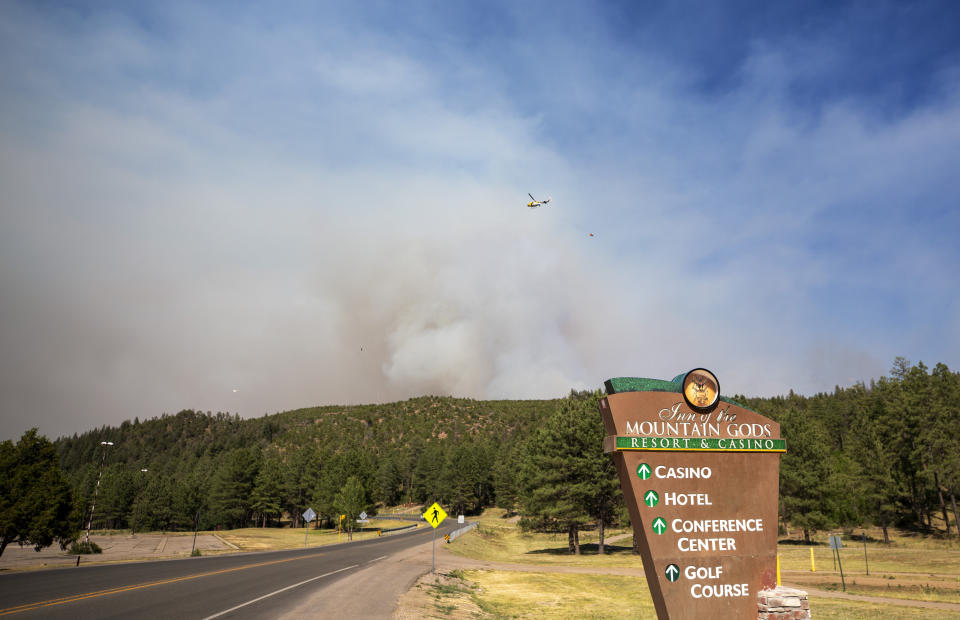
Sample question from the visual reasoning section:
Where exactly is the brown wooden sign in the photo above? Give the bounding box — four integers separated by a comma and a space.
600, 374, 785, 619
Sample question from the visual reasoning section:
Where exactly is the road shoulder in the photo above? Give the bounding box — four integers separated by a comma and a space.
278, 539, 435, 619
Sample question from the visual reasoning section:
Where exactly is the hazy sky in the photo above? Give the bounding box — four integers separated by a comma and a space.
2, 1, 959, 440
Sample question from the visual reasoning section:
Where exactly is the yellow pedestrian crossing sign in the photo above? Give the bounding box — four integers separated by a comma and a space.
423, 502, 447, 528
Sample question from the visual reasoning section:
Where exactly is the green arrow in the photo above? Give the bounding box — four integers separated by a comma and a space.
665, 564, 680, 582
636, 463, 651, 480
644, 490, 659, 507
652, 517, 667, 535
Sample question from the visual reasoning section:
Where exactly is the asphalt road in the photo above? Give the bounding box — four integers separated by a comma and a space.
0, 522, 458, 619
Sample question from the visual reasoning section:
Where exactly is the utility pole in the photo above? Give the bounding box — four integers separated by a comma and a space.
132, 468, 147, 536
191, 510, 201, 556
85, 441, 114, 544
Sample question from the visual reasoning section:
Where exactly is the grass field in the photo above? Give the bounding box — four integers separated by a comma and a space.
434, 509, 960, 617
216, 519, 420, 550
448, 509, 639, 568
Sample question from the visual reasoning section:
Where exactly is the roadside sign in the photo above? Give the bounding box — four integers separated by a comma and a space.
302, 507, 316, 548
602, 375, 786, 618
359, 511, 367, 521
423, 502, 447, 528
458, 515, 464, 524
829, 535, 843, 549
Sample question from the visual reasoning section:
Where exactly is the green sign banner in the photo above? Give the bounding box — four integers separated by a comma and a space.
615, 436, 786, 453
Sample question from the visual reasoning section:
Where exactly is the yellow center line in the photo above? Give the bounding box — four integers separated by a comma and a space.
0, 553, 320, 616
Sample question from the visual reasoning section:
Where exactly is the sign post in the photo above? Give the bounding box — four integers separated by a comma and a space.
302, 508, 316, 548
601, 371, 787, 619
422, 502, 448, 573
862, 532, 869, 576
829, 535, 846, 591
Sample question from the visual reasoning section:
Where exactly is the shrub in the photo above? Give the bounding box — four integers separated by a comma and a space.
68, 540, 102, 554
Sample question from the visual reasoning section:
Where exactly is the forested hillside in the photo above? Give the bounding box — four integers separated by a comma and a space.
52, 358, 960, 544
54, 397, 558, 531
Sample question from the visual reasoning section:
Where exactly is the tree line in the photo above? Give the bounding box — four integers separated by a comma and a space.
744, 358, 960, 543
2, 358, 957, 558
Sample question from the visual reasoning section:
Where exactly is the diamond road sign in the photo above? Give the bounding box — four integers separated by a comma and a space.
359, 511, 367, 521
423, 502, 447, 528
302, 508, 316, 523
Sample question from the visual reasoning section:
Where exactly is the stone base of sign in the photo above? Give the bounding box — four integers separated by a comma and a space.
757, 587, 810, 619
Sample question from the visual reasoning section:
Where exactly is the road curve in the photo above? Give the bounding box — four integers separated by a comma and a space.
0, 523, 457, 619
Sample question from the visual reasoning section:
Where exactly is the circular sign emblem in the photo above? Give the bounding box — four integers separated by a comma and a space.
682, 368, 720, 413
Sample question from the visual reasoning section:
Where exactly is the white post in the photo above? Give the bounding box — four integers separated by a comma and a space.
84, 441, 114, 544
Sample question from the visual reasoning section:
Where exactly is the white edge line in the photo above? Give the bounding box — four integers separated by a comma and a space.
202, 564, 359, 619
367, 555, 388, 563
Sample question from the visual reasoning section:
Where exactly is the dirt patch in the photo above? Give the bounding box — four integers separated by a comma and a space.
0, 534, 231, 572
393, 570, 484, 619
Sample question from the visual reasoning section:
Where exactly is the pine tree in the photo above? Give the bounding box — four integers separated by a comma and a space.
518, 392, 619, 555
779, 408, 834, 542
250, 453, 284, 527
209, 447, 261, 529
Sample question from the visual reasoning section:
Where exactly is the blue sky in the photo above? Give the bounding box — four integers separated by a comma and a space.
2, 1, 959, 439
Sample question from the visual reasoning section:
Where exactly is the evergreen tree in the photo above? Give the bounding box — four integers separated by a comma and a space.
0, 430, 78, 558
779, 408, 834, 542
518, 392, 619, 554
209, 446, 261, 529
250, 452, 284, 527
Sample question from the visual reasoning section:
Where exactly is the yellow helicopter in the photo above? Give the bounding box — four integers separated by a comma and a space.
526, 193, 552, 208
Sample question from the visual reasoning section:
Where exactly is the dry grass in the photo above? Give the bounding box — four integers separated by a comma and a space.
218, 520, 420, 550
398, 568, 952, 620
464, 571, 655, 619
448, 508, 641, 568
806, 597, 946, 619
443, 509, 960, 611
